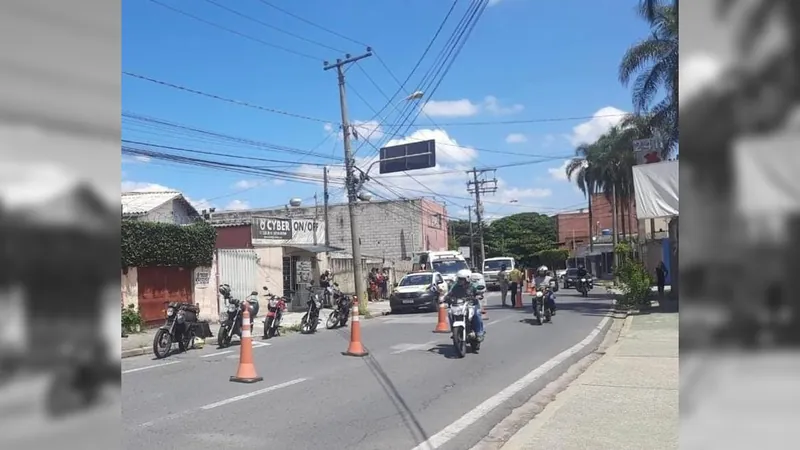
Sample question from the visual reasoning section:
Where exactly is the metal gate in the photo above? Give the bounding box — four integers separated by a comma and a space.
217, 249, 258, 311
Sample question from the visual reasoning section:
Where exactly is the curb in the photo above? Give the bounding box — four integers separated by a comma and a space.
121, 309, 392, 359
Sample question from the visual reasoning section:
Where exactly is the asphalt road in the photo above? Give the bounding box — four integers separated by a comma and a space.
122, 289, 613, 450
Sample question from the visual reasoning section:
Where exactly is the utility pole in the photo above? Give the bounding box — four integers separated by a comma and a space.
467, 206, 475, 268
612, 182, 619, 272
467, 168, 498, 269
324, 50, 372, 313
323, 166, 330, 248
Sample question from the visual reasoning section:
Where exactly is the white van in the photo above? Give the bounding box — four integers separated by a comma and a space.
482, 257, 515, 290
413, 251, 479, 287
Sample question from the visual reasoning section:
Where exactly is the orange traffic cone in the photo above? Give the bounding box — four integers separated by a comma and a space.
230, 305, 263, 383
433, 300, 449, 333
343, 297, 368, 357
514, 284, 525, 309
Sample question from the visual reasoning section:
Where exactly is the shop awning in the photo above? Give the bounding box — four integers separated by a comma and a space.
633, 160, 679, 220
285, 244, 344, 254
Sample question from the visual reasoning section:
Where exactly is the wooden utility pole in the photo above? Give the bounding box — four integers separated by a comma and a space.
323, 166, 330, 247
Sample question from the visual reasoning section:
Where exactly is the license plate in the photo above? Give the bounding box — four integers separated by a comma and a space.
402, 299, 415, 304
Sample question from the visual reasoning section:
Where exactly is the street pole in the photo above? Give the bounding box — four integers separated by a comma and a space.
323, 166, 330, 248
612, 182, 619, 274
324, 50, 372, 314
472, 168, 486, 267
467, 206, 475, 268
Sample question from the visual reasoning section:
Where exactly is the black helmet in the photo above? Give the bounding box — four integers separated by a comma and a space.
218, 284, 231, 298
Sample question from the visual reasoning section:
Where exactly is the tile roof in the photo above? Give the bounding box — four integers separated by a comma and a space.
121, 190, 182, 215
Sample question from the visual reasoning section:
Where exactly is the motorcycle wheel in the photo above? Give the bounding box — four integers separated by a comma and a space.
300, 313, 311, 334
46, 375, 90, 418
152, 329, 173, 359
178, 327, 194, 352
310, 313, 319, 332
264, 317, 274, 339
471, 340, 481, 353
452, 326, 466, 358
326, 311, 340, 329
217, 326, 232, 348
534, 306, 543, 326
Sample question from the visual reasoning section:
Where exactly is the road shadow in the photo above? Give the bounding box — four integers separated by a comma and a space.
427, 344, 462, 359
518, 318, 551, 326
550, 300, 614, 317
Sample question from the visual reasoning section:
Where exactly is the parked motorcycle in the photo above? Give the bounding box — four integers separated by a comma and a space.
153, 301, 200, 359
263, 286, 288, 339
325, 283, 352, 329
46, 339, 119, 418
533, 287, 553, 325
449, 296, 481, 358
300, 283, 321, 334
217, 284, 257, 348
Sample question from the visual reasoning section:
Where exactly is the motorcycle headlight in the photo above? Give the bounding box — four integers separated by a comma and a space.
581, 278, 586, 282
227, 304, 237, 313
536, 292, 543, 298
166, 307, 174, 317
450, 305, 466, 316
269, 299, 278, 308
219, 312, 227, 322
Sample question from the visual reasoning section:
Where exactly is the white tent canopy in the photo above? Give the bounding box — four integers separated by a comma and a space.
633, 160, 679, 220
734, 133, 800, 215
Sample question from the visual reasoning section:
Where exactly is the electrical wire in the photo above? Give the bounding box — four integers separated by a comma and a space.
254, 0, 370, 48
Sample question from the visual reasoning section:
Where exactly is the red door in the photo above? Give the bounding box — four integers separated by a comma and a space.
137, 266, 193, 325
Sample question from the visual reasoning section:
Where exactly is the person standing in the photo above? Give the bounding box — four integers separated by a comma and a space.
508, 265, 524, 306
498, 264, 510, 307
656, 261, 668, 299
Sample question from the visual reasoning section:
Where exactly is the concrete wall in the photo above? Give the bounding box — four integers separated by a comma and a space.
143, 198, 196, 225
121, 267, 138, 308
192, 263, 217, 321
420, 198, 448, 252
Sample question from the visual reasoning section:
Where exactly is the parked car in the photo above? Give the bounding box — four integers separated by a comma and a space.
562, 268, 594, 289
390, 271, 449, 314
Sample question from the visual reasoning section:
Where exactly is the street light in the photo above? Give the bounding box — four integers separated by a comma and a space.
405, 91, 424, 101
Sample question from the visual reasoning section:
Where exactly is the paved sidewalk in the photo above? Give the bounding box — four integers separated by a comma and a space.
121, 301, 391, 358
500, 304, 678, 449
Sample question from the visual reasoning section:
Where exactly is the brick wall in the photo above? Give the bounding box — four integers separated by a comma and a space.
556, 194, 637, 249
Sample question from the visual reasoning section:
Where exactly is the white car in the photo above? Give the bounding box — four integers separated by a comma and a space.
470, 272, 487, 290
390, 272, 449, 314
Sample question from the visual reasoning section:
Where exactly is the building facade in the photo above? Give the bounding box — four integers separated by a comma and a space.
121, 190, 200, 225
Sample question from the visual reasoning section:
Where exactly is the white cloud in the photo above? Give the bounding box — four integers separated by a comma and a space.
225, 199, 250, 210
568, 106, 627, 146
422, 99, 480, 118
505, 133, 528, 144
484, 95, 524, 115
548, 159, 571, 182
680, 53, 726, 105
0, 162, 80, 208
352, 120, 383, 140
323, 123, 334, 133
134, 155, 151, 163
273, 179, 286, 186
234, 179, 259, 189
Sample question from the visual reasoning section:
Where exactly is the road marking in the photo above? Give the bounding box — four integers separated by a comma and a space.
122, 360, 180, 374
410, 315, 611, 450
391, 340, 438, 355
252, 341, 271, 349
201, 377, 308, 410
201, 350, 233, 358
138, 377, 310, 429
484, 315, 513, 327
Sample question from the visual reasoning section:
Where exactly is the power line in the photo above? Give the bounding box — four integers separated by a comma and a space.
122, 73, 333, 124
145, 0, 322, 60
255, 0, 370, 47
200, 0, 348, 53
394, 113, 631, 127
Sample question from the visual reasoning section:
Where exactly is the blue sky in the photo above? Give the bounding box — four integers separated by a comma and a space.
121, 0, 652, 219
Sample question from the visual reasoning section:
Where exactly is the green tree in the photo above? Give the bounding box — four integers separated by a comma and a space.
619, 2, 678, 155
484, 213, 557, 267
535, 248, 570, 270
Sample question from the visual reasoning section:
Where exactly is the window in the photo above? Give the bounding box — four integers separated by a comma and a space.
435, 274, 444, 284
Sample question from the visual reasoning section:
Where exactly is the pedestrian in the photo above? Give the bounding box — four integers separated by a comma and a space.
498, 263, 510, 307
368, 268, 378, 302
655, 261, 668, 298
376, 269, 386, 300
508, 264, 524, 306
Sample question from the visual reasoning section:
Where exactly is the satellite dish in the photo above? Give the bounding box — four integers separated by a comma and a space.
289, 198, 302, 207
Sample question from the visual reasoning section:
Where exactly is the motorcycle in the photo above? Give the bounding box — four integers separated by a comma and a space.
533, 287, 553, 325
217, 284, 258, 349
448, 296, 481, 358
300, 283, 322, 334
46, 339, 119, 418
153, 301, 200, 359
321, 281, 335, 308
577, 278, 589, 297
325, 283, 352, 329
263, 287, 287, 339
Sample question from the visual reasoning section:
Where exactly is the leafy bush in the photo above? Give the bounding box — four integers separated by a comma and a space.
121, 303, 145, 333
614, 259, 653, 308
121, 220, 216, 268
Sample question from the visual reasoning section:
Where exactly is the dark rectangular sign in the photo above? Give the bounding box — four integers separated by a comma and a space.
379, 139, 436, 175
251, 216, 292, 240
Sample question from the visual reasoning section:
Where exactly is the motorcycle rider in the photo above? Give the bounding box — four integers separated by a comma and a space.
444, 269, 486, 341
576, 264, 589, 291
532, 265, 557, 315
320, 269, 333, 307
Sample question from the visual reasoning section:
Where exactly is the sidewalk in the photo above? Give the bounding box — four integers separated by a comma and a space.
500, 303, 678, 449
121, 301, 392, 358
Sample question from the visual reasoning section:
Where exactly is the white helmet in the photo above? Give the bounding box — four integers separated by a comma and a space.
538, 265, 548, 273
456, 269, 472, 281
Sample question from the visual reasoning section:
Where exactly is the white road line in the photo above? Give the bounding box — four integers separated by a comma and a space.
252, 341, 271, 349
410, 315, 611, 450
391, 340, 438, 355
137, 377, 310, 428
122, 360, 180, 374
484, 315, 513, 327
201, 377, 308, 410
201, 350, 233, 358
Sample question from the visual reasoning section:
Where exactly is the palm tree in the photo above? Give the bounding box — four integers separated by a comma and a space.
565, 143, 603, 252
619, 2, 678, 156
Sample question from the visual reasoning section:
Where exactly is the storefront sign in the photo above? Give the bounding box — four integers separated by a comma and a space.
251, 217, 326, 246
194, 267, 211, 288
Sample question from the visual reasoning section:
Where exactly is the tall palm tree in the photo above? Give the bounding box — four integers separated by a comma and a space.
640, 0, 677, 22
565, 143, 603, 251
619, 3, 678, 156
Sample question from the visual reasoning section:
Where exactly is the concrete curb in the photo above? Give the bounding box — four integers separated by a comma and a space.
120, 309, 392, 359
469, 308, 629, 450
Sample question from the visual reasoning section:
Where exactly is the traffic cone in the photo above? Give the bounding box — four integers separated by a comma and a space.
433, 300, 449, 333
343, 297, 368, 357
514, 284, 525, 309
230, 305, 263, 383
